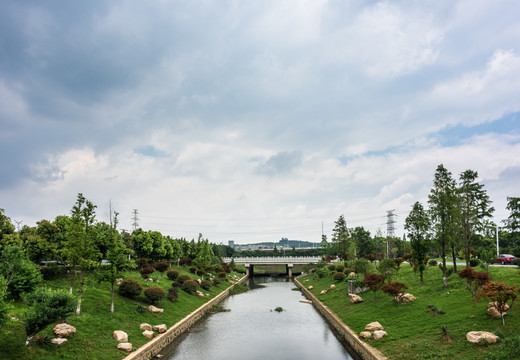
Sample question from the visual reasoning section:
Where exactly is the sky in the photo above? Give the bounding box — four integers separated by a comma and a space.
1, 0, 519, 245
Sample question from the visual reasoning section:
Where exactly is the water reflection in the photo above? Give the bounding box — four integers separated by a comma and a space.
165, 276, 355, 360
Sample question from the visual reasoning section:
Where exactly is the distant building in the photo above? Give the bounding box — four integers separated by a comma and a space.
228, 240, 235, 248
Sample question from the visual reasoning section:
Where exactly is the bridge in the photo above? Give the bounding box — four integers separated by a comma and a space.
222, 256, 322, 278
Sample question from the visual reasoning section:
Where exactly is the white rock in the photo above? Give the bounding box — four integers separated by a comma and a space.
113, 330, 128, 342
330, 284, 336, 290
117, 342, 133, 352
153, 324, 167, 333
53, 323, 77, 338
349, 294, 363, 304
308, 286, 313, 290
365, 321, 384, 331
143, 330, 154, 339
359, 331, 372, 339
139, 323, 153, 331
466, 331, 498, 344
373, 330, 387, 340
148, 305, 164, 313
51, 338, 68, 346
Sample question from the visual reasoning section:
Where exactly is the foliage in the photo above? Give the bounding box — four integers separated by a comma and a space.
480, 281, 518, 325
166, 269, 180, 281
458, 267, 490, 306
179, 257, 192, 266
167, 288, 178, 302
327, 264, 336, 271
181, 279, 199, 294
144, 286, 166, 304
153, 261, 170, 275
469, 258, 480, 267
331, 215, 355, 260
364, 273, 384, 298
176, 274, 191, 284
332, 272, 345, 281
200, 280, 212, 291
377, 258, 397, 282
274, 306, 284, 312
335, 264, 345, 273
0, 276, 10, 328
229, 283, 249, 295
139, 265, 154, 279
23, 288, 76, 345
0, 245, 42, 299
405, 201, 431, 284
479, 249, 495, 272
381, 282, 408, 302
118, 279, 143, 298
353, 258, 371, 276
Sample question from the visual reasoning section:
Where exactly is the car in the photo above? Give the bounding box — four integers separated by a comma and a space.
495, 254, 516, 265
39, 260, 67, 267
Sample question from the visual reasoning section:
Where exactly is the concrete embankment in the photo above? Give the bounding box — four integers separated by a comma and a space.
294, 277, 386, 360
124, 274, 248, 360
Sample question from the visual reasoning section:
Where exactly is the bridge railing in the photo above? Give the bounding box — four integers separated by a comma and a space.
222, 256, 322, 264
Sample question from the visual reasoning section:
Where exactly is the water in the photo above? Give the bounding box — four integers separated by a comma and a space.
165, 276, 356, 360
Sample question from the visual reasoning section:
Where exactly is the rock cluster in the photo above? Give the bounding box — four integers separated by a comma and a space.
360, 322, 387, 340
394, 293, 416, 303
50, 323, 76, 347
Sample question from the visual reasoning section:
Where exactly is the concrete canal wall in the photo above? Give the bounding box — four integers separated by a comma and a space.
294, 277, 386, 360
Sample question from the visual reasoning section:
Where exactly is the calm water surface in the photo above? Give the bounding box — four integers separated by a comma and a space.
165, 276, 356, 360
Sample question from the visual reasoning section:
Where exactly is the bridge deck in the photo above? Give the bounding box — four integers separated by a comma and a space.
222, 256, 322, 265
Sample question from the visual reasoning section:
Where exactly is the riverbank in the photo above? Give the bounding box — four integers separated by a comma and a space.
297, 265, 520, 359
0, 267, 246, 360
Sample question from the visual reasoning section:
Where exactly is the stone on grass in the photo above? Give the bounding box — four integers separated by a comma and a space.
487, 307, 502, 318
320, 290, 328, 295
308, 286, 313, 290
51, 338, 68, 346
117, 342, 133, 352
488, 302, 509, 311
373, 330, 387, 340
143, 330, 154, 339
148, 305, 164, 313
365, 321, 384, 331
140, 323, 153, 331
349, 294, 363, 304
348, 272, 356, 277
53, 323, 77, 338
153, 324, 167, 333
113, 330, 128, 342
330, 284, 336, 290
359, 331, 372, 339
466, 331, 498, 344
400, 293, 416, 303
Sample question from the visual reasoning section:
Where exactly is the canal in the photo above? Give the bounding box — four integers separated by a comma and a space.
163, 276, 357, 360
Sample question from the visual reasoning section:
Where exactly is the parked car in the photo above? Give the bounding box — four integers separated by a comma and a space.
39, 260, 67, 267
495, 254, 516, 265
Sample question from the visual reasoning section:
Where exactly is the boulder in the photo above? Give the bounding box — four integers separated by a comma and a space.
148, 305, 164, 313
308, 286, 313, 290
142, 330, 154, 339
487, 307, 502, 318
466, 331, 498, 344
365, 321, 384, 332
349, 294, 363, 304
53, 323, 77, 338
359, 331, 372, 339
348, 272, 356, 277
140, 323, 153, 331
320, 290, 328, 295
487, 302, 509, 311
153, 324, 167, 333
400, 293, 416, 303
304, 279, 309, 283
196, 279, 202, 284
113, 330, 128, 343
330, 284, 336, 290
117, 342, 133, 352
51, 338, 68, 346
373, 330, 388, 340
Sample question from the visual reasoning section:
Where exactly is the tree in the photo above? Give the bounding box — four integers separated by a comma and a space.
63, 193, 100, 315
0, 276, 10, 329
352, 227, 375, 257
23, 288, 76, 345
457, 170, 494, 267
503, 196, 520, 245
331, 215, 355, 261
428, 164, 458, 287
0, 245, 42, 299
381, 282, 408, 302
0, 208, 16, 253
194, 235, 214, 264
480, 281, 518, 326
404, 202, 431, 284
458, 267, 490, 307
364, 273, 383, 299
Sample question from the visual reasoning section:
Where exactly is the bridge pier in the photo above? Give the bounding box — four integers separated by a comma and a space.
245, 264, 254, 277
286, 264, 293, 278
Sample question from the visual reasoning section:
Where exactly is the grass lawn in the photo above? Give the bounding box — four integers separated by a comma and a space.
0, 267, 244, 360
299, 263, 520, 360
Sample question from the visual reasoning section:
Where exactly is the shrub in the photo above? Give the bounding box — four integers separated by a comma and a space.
167, 288, 178, 302
189, 267, 197, 274
179, 257, 192, 266
212, 278, 221, 286
220, 263, 232, 273
428, 260, 438, 266
176, 274, 191, 284
335, 264, 345, 273
40, 263, 64, 280
458, 267, 490, 306
200, 280, 212, 291
166, 269, 180, 281
315, 267, 330, 279
469, 258, 480, 267
381, 282, 408, 302
153, 261, 170, 274
119, 279, 143, 298
136, 258, 149, 269
172, 281, 182, 288
182, 279, 199, 294
139, 265, 154, 279
354, 258, 371, 276
480, 281, 519, 326
144, 286, 166, 304
217, 271, 227, 278
332, 272, 346, 281
327, 264, 336, 271
364, 273, 384, 298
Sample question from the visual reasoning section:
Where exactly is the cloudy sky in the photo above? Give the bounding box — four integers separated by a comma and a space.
1, 0, 519, 245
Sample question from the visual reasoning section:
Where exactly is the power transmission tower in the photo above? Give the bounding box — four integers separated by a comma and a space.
14, 220, 23, 232
132, 209, 139, 230
386, 209, 397, 238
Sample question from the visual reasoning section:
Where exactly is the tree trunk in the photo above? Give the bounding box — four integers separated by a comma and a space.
76, 270, 84, 315
442, 242, 448, 288
451, 243, 457, 273
25, 336, 33, 346
110, 282, 115, 313
69, 267, 75, 294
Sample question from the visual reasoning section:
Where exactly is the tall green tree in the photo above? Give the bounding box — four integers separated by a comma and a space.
63, 193, 100, 315
0, 245, 42, 299
331, 215, 355, 260
0, 208, 16, 252
404, 202, 431, 285
351, 227, 375, 257
503, 196, 520, 245
457, 170, 494, 267
428, 164, 458, 287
